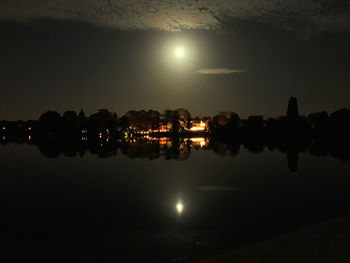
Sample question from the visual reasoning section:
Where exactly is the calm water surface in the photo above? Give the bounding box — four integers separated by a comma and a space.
1, 140, 350, 262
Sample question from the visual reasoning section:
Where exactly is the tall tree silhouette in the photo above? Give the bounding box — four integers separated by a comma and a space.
287, 97, 299, 121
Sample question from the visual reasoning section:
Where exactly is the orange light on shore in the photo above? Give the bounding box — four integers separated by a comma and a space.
190, 126, 205, 131
190, 121, 206, 132
190, 138, 204, 142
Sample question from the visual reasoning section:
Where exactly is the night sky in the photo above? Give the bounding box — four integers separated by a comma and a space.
0, 1, 349, 120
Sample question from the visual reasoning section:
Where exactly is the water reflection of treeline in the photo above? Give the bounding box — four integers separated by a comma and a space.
1, 134, 350, 173
2, 96, 350, 172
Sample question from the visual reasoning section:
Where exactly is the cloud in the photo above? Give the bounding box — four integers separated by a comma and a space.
197, 68, 247, 75
0, 0, 349, 35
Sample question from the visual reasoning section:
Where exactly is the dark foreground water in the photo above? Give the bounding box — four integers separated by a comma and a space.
1, 138, 350, 262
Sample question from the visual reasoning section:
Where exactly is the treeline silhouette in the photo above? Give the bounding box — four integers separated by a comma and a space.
0, 109, 128, 140
1, 97, 350, 139
209, 97, 350, 139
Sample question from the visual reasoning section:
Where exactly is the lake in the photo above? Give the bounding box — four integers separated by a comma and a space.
1, 137, 350, 262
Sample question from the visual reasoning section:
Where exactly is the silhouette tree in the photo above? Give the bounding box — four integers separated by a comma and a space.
78, 109, 86, 119
186, 115, 192, 131
170, 111, 181, 134
119, 115, 130, 130
242, 115, 264, 131
287, 97, 299, 121
228, 113, 240, 130
38, 110, 62, 133
331, 109, 350, 131
62, 111, 77, 132
149, 110, 160, 131
90, 109, 118, 132
163, 109, 173, 126
307, 111, 331, 130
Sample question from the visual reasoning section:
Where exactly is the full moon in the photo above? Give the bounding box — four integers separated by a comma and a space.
174, 47, 184, 58
176, 201, 184, 215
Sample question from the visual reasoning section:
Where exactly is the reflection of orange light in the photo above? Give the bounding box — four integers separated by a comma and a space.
189, 137, 206, 147
159, 137, 167, 145
28, 135, 31, 141
148, 137, 168, 145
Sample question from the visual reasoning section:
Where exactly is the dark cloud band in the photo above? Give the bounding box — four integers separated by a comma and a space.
0, 0, 349, 35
